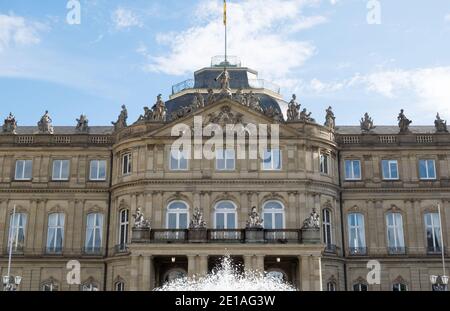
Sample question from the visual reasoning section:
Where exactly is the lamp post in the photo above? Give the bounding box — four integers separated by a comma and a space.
2, 205, 22, 291
430, 203, 448, 291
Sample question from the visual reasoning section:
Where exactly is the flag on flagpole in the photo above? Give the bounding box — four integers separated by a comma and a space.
223, 0, 227, 26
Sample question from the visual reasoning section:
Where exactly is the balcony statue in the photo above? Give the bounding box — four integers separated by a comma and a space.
2, 112, 17, 134
264, 106, 284, 122
152, 94, 167, 122
38, 110, 54, 134
302, 208, 320, 229
300, 108, 315, 123
215, 68, 232, 98
287, 94, 300, 121
360, 112, 375, 132
246, 206, 264, 229
76, 114, 89, 133
398, 109, 412, 134
112, 105, 128, 131
324, 106, 336, 130
189, 207, 206, 229
132, 207, 151, 229
435, 113, 448, 133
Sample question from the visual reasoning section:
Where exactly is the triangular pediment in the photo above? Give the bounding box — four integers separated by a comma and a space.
146, 98, 298, 138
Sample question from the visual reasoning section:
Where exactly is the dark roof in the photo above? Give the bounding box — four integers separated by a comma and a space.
194, 68, 254, 89
336, 126, 437, 135
13, 126, 113, 135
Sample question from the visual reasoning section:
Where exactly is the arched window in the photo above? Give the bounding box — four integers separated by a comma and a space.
115, 281, 125, 291
348, 213, 366, 255
424, 213, 441, 253
167, 201, 189, 229
8, 212, 27, 252
262, 201, 285, 229
85, 213, 103, 253
118, 209, 129, 249
46, 213, 65, 253
353, 282, 368, 291
392, 283, 408, 291
80, 280, 99, 291
214, 201, 237, 229
386, 213, 405, 254
164, 269, 187, 283
326, 281, 337, 291
41, 279, 59, 291
322, 209, 333, 248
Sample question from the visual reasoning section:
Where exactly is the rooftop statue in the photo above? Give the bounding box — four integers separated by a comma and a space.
397, 109, 412, 133
189, 207, 207, 229
137, 106, 153, 123
152, 94, 167, 122
287, 94, 300, 121
435, 113, 448, 133
246, 206, 264, 229
112, 105, 128, 131
234, 88, 245, 105
76, 114, 89, 133
38, 110, 54, 134
192, 91, 205, 110
300, 108, 315, 122
360, 112, 375, 132
3, 112, 17, 134
302, 208, 320, 229
133, 207, 151, 229
324, 106, 336, 130
247, 91, 263, 112
206, 88, 216, 105
215, 68, 232, 98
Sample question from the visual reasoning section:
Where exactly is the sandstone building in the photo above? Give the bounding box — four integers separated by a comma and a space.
0, 58, 449, 291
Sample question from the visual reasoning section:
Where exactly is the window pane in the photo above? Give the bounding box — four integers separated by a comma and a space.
274, 213, 283, 229
168, 214, 177, 229
264, 213, 273, 229
53, 161, 61, 179
345, 160, 352, 179
179, 213, 188, 229
216, 213, 225, 229
427, 160, 436, 179
90, 161, 98, 179
15, 160, 24, 179
390, 161, 398, 178
24, 160, 32, 179
61, 160, 70, 179
273, 150, 281, 169
353, 161, 361, 179
227, 213, 236, 229
419, 160, 427, 178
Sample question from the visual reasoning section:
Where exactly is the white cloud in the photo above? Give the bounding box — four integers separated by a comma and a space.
112, 7, 143, 30
142, 0, 325, 82
0, 13, 44, 51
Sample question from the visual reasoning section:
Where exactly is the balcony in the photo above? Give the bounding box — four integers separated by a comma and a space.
132, 228, 316, 244
348, 247, 368, 256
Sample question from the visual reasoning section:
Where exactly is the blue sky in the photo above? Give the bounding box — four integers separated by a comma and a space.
1, 0, 450, 126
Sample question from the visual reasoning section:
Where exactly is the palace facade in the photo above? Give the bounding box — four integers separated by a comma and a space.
0, 58, 449, 291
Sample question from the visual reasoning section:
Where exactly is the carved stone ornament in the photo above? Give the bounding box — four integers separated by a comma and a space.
300, 108, 315, 122
132, 207, 151, 229
76, 114, 89, 133
189, 207, 207, 229
37, 110, 54, 134
435, 113, 448, 133
205, 105, 245, 127
246, 206, 264, 229
360, 112, 375, 132
112, 105, 128, 131
324, 106, 336, 130
398, 109, 412, 134
302, 208, 320, 229
2, 112, 17, 134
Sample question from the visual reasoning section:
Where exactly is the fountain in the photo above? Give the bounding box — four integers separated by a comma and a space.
155, 255, 297, 291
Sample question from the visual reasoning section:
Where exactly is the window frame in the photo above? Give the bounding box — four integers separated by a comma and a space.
381, 159, 399, 180
121, 153, 132, 176
166, 201, 189, 229
386, 212, 405, 251
214, 201, 238, 229
216, 149, 236, 171
418, 159, 437, 180
169, 149, 189, 171
344, 159, 362, 181
52, 159, 70, 181
262, 200, 285, 230
46, 213, 65, 253
348, 213, 366, 251
85, 213, 104, 252
320, 153, 330, 175
353, 283, 368, 291
261, 149, 282, 171
392, 283, 408, 291
322, 209, 333, 247
14, 159, 33, 181
424, 212, 441, 253
89, 160, 107, 181
326, 281, 337, 291
8, 212, 27, 251
118, 209, 129, 247
115, 281, 125, 291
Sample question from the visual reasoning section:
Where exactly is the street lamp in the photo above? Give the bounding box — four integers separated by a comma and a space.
2, 205, 22, 292
2, 275, 22, 292
430, 203, 448, 291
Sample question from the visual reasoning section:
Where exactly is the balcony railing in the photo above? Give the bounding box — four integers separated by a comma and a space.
45, 246, 63, 255
208, 229, 244, 243
82, 247, 104, 256
388, 246, 407, 255
151, 229, 188, 243
264, 229, 301, 243
348, 247, 368, 256
427, 246, 443, 255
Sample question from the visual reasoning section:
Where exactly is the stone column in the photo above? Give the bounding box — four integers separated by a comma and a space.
255, 255, 265, 273
299, 255, 311, 291
243, 255, 253, 273
198, 255, 209, 277
287, 192, 297, 229
141, 255, 154, 291
187, 255, 196, 277
311, 255, 323, 291
130, 255, 140, 291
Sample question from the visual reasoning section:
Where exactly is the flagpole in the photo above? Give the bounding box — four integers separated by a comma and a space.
224, 0, 227, 64
7, 204, 16, 284
438, 203, 447, 278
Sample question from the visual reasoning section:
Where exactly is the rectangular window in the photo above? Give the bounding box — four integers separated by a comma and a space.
170, 149, 188, 171
419, 159, 436, 180
15, 160, 33, 180
382, 160, 399, 180
52, 160, 70, 181
386, 213, 405, 253
262, 149, 282, 170
122, 153, 132, 175
320, 154, 329, 175
345, 160, 361, 180
8, 213, 27, 252
46, 213, 65, 253
85, 213, 103, 253
425, 213, 441, 253
216, 149, 235, 171
89, 160, 107, 181
348, 213, 366, 254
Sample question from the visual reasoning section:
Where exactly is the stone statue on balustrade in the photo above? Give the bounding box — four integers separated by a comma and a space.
360, 112, 375, 132
435, 113, 448, 133
112, 105, 128, 131
189, 207, 207, 229
38, 110, 54, 134
287, 94, 300, 121
246, 206, 264, 229
215, 68, 232, 98
2, 112, 17, 134
76, 114, 89, 133
324, 106, 336, 130
152, 94, 167, 122
302, 208, 320, 229
300, 108, 315, 122
398, 109, 412, 134
133, 207, 151, 229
